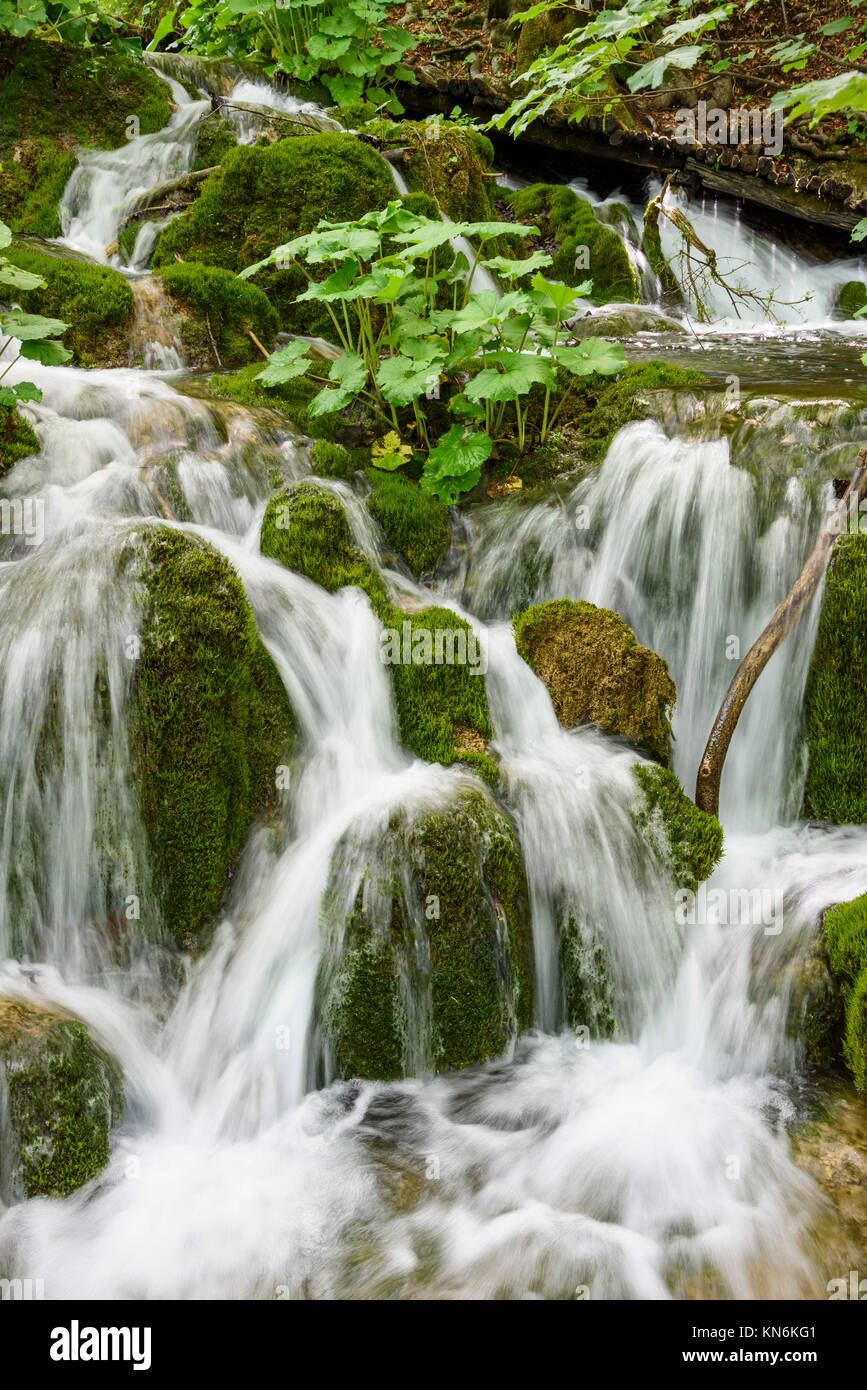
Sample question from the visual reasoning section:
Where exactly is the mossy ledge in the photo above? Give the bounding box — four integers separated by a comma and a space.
506, 183, 637, 305
6, 245, 134, 368
158, 262, 279, 369
261, 481, 493, 780
151, 134, 396, 334
631, 763, 724, 894
0, 39, 172, 237
513, 598, 676, 764
803, 532, 867, 824
822, 893, 867, 1091
316, 784, 534, 1079
127, 526, 295, 946
0, 996, 123, 1199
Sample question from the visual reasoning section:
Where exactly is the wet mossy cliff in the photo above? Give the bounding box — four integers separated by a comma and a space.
316, 783, 534, 1080
0, 996, 123, 1199
820, 894, 867, 1093
0, 39, 172, 237
126, 526, 295, 947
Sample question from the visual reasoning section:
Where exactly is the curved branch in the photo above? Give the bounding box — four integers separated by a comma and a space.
695, 449, 867, 816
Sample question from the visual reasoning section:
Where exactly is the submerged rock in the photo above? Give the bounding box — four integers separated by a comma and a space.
803, 533, 867, 824
128, 527, 296, 946
151, 134, 396, 334
316, 783, 534, 1079
513, 598, 676, 764
0, 996, 123, 1200
506, 184, 638, 305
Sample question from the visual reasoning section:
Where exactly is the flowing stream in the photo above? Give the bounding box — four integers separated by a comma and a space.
2, 67, 867, 1300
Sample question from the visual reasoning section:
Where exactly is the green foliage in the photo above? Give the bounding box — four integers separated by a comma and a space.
365, 467, 450, 578
5, 244, 132, 367
0, 402, 40, 472
833, 280, 867, 320
513, 597, 676, 764
0, 998, 123, 1199
823, 893, 867, 1090
151, 134, 396, 333
804, 532, 867, 824
631, 763, 724, 894
0, 0, 129, 44
179, 0, 417, 108
129, 527, 295, 945
243, 200, 625, 498
507, 183, 638, 306
159, 261, 278, 366
0, 223, 72, 408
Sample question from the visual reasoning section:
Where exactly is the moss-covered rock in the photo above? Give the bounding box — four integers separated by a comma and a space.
192, 113, 240, 172
128, 527, 295, 945
642, 198, 683, 306
507, 184, 637, 305
565, 360, 708, 463
784, 929, 845, 1072
832, 280, 867, 320
365, 469, 450, 578
151, 134, 396, 334
261, 481, 493, 778
513, 598, 676, 763
159, 262, 279, 368
822, 894, 867, 1091
5, 245, 133, 367
394, 121, 496, 223
0, 404, 40, 473
515, 9, 587, 73
317, 784, 534, 1078
559, 916, 615, 1039
0, 39, 172, 236
630, 763, 724, 894
310, 439, 357, 480
205, 361, 343, 440
0, 996, 123, 1199
803, 532, 867, 824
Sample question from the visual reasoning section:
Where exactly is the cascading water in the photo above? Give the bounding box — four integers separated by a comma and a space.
2, 78, 867, 1303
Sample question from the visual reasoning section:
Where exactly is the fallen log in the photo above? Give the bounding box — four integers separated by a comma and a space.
695, 449, 867, 816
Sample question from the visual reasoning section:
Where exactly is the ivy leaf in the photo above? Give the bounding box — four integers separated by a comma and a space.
308, 350, 367, 416
551, 339, 627, 376
255, 341, 312, 387
465, 353, 556, 403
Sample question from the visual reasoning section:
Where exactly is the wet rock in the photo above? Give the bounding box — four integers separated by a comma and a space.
567, 302, 686, 337
831, 280, 867, 320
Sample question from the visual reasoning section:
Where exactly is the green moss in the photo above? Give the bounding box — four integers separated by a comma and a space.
400, 121, 496, 223
311, 438, 357, 480
318, 786, 534, 1078
507, 184, 637, 305
803, 532, 867, 824
261, 479, 385, 605
0, 39, 172, 235
365, 469, 450, 578
329, 98, 378, 129
514, 598, 676, 764
205, 360, 341, 439
567, 361, 708, 462
559, 918, 615, 1038
0, 404, 40, 473
631, 763, 724, 893
5, 245, 133, 367
192, 114, 239, 172
128, 526, 295, 945
159, 262, 279, 368
642, 199, 682, 304
832, 280, 867, 320
151, 134, 396, 334
515, 10, 587, 72
0, 997, 123, 1199
823, 893, 867, 1090
117, 219, 143, 263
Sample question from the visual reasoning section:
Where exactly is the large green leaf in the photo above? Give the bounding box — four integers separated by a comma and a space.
17, 338, 73, 366
2, 311, 69, 341
377, 347, 445, 407
465, 353, 556, 403
551, 339, 627, 377
531, 273, 592, 313
308, 350, 367, 416
0, 261, 45, 292
256, 341, 312, 387
482, 249, 553, 280
420, 425, 492, 503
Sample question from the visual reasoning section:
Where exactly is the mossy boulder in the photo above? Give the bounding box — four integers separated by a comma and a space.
151, 134, 396, 334
507, 184, 637, 305
513, 598, 676, 764
159, 262, 279, 368
391, 120, 496, 223
365, 469, 450, 578
128, 527, 296, 945
565, 361, 708, 463
5, 245, 134, 367
822, 894, 867, 1090
0, 404, 40, 473
832, 280, 867, 320
631, 763, 724, 893
317, 784, 534, 1078
261, 481, 493, 779
192, 113, 240, 172
515, 9, 587, 72
0, 996, 123, 1199
803, 532, 867, 824
0, 39, 172, 237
